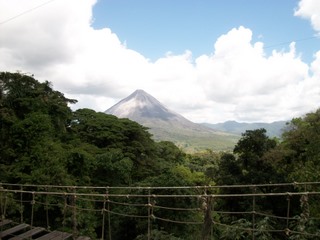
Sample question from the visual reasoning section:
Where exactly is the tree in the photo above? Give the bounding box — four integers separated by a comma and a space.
233, 128, 277, 184
281, 109, 320, 182
0, 72, 76, 132
69, 108, 159, 185
186, 150, 220, 181
215, 153, 242, 185
0, 72, 77, 184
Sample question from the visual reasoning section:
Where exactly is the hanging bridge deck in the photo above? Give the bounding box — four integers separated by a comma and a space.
0, 220, 90, 240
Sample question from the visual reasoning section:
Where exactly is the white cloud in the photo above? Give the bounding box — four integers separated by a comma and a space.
0, 0, 96, 68
295, 0, 320, 32
0, 0, 319, 123
194, 27, 312, 122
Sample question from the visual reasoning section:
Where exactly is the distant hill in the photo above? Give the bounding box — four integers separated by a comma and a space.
202, 120, 288, 138
105, 90, 239, 152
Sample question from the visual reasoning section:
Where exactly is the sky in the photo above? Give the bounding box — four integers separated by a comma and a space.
0, 0, 320, 123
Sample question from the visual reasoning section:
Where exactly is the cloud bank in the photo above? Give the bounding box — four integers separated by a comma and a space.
0, 0, 319, 123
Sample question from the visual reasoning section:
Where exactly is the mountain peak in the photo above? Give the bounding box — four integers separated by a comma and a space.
105, 89, 177, 120
126, 89, 160, 104
132, 89, 147, 95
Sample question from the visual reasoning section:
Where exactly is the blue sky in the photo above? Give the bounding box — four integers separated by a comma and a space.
0, 0, 320, 123
92, 0, 317, 63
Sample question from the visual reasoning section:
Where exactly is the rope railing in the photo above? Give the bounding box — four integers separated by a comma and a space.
2, 181, 320, 190
1, 182, 320, 240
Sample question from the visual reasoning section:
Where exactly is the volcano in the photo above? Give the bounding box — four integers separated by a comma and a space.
105, 89, 239, 152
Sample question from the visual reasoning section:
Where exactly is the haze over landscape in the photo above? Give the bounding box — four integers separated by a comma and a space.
0, 0, 320, 123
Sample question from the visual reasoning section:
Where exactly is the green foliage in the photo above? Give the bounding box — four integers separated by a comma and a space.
254, 217, 275, 240
220, 218, 252, 240
156, 141, 186, 165
187, 150, 220, 182
135, 229, 182, 240
234, 128, 276, 158
3, 71, 320, 239
93, 149, 134, 186
0, 72, 76, 184
281, 109, 320, 182
215, 153, 242, 185
219, 217, 275, 240
0, 72, 76, 131
65, 144, 96, 185
69, 108, 160, 184
0, 71, 203, 238
233, 128, 278, 184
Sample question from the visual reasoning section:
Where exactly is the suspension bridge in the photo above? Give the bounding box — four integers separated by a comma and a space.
1, 182, 320, 239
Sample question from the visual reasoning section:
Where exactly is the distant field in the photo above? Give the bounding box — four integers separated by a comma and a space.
147, 125, 240, 153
